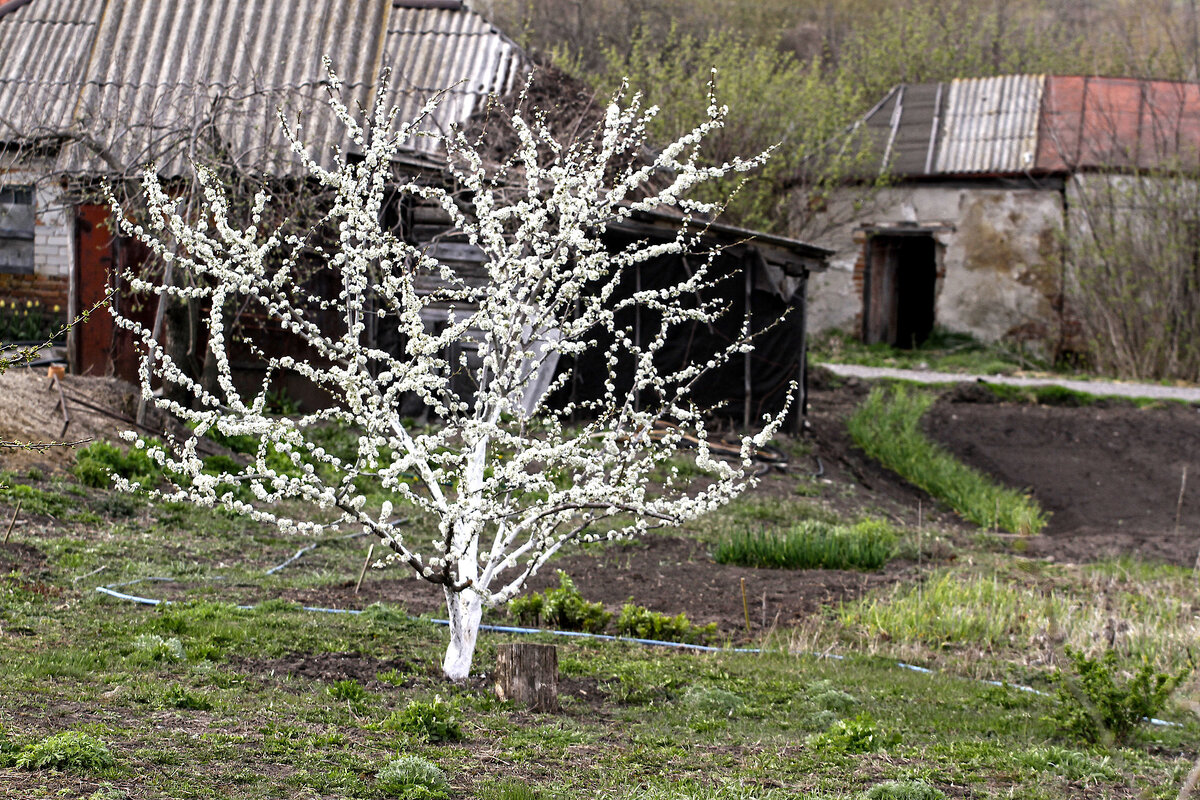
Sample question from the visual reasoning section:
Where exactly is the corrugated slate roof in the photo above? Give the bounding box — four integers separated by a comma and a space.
381, 4, 522, 152
860, 74, 1200, 177
0, 0, 525, 175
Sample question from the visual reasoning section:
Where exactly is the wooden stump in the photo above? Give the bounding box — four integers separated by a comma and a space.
494, 643, 558, 712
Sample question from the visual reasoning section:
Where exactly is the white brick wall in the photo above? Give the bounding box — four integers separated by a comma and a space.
33, 181, 74, 278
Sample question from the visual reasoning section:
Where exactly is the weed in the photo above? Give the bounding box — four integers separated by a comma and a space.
15, 730, 114, 772
1016, 745, 1119, 784
479, 780, 550, 800
376, 754, 449, 799
327, 678, 368, 703
383, 696, 463, 743
681, 685, 744, 715
807, 714, 898, 753
847, 385, 1047, 534
0, 482, 72, 516
862, 781, 947, 800
714, 518, 897, 570
809, 680, 859, 712
132, 633, 186, 663
616, 602, 717, 644
1048, 647, 1188, 744
74, 441, 162, 489
160, 685, 214, 711
510, 571, 611, 633
0, 726, 18, 767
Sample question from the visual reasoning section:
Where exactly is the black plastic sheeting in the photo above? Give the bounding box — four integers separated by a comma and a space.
552, 232, 808, 427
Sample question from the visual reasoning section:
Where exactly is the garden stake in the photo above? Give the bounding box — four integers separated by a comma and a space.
1175, 465, 1188, 535
3, 500, 20, 545
740, 577, 751, 635
355, 544, 374, 594
917, 500, 923, 569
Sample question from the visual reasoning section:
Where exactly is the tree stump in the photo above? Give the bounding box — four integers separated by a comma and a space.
494, 643, 558, 711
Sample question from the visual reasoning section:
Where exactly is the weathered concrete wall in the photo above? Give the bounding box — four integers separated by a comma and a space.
802, 183, 1064, 348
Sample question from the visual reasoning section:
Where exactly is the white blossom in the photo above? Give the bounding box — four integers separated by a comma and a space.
107, 69, 787, 682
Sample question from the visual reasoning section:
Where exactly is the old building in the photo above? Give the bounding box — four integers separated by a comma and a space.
807, 74, 1200, 354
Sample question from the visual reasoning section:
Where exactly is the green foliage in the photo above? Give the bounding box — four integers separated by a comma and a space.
848, 385, 1047, 534
1049, 648, 1188, 744
862, 781, 947, 800
807, 713, 899, 754
327, 678, 367, 703
0, 297, 63, 341
616, 601, 717, 644
131, 633, 186, 663
510, 571, 611, 633
74, 441, 162, 489
714, 518, 897, 570
376, 754, 449, 799
581, 25, 875, 235
1015, 745, 1119, 785
160, 685, 214, 711
14, 730, 114, 772
681, 685, 744, 716
0, 482, 72, 516
0, 726, 18, 767
383, 696, 463, 743
479, 780, 550, 800
811, 328, 1041, 375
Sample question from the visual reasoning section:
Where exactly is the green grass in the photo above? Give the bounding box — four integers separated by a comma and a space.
0, 462, 1196, 799
810, 329, 1043, 376
714, 518, 897, 570
847, 385, 1047, 534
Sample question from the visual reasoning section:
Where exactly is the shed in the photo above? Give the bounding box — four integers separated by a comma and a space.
805, 75, 1200, 354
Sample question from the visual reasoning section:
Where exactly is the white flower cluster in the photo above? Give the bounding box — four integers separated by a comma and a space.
107, 68, 786, 680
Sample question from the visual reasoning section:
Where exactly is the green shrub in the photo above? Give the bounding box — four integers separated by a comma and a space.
847, 385, 1046, 534
862, 781, 947, 800
510, 572, 611, 633
714, 518, 897, 570
383, 696, 463, 743
376, 754, 449, 799
74, 441, 162, 489
15, 731, 114, 772
807, 714, 899, 754
616, 602, 717, 644
1049, 648, 1188, 744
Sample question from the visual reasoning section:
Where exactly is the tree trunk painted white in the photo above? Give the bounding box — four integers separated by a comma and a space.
442, 585, 483, 682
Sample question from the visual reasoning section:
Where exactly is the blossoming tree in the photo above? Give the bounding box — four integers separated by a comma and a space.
110, 71, 789, 681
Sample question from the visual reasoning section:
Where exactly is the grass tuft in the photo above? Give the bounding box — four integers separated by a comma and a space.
714, 518, 896, 570
376, 754, 449, 799
847, 385, 1047, 534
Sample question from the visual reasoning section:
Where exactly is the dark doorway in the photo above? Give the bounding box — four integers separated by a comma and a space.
863, 233, 937, 348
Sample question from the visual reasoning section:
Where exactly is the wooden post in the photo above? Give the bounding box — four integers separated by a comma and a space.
494, 643, 558, 712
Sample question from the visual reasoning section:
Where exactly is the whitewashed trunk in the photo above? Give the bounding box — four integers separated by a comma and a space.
441, 584, 483, 682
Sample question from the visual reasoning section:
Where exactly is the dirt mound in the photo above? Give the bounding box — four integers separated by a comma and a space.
924, 397, 1200, 565
0, 370, 140, 472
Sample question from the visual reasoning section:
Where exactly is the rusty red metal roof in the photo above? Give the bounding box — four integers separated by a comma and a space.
860, 74, 1200, 177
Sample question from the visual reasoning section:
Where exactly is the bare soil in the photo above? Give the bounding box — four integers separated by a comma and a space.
924, 385, 1200, 566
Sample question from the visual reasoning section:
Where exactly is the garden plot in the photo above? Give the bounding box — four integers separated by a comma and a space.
0, 373, 1198, 798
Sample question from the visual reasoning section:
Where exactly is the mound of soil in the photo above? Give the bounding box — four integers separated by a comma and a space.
0, 370, 142, 472
924, 394, 1200, 565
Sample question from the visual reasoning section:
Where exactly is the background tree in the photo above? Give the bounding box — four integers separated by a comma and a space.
109, 73, 787, 681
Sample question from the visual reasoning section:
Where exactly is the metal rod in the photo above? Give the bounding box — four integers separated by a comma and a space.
740, 577, 751, 635
1175, 465, 1189, 536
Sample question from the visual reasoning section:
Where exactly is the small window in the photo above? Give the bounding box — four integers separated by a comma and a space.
0, 185, 34, 274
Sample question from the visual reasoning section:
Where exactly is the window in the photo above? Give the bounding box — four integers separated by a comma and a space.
0, 185, 34, 274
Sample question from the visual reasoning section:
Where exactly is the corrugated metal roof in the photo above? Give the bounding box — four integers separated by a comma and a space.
860, 73, 1200, 177
381, 5, 522, 153
936, 75, 1043, 174
0, 0, 525, 175
1037, 76, 1200, 171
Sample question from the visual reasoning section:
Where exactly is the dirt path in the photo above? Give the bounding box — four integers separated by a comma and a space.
818, 362, 1200, 403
